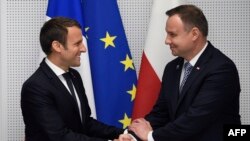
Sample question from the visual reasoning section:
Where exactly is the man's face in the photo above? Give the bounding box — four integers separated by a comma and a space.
61, 26, 86, 68
165, 14, 195, 59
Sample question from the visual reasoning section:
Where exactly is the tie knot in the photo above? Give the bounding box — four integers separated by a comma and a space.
184, 62, 193, 71
62, 72, 71, 80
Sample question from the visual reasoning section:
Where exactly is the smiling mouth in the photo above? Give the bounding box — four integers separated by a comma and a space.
76, 56, 81, 60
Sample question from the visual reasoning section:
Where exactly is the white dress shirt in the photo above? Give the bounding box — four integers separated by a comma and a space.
180, 42, 208, 85
45, 58, 82, 120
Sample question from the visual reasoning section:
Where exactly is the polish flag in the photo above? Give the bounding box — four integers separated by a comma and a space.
132, 0, 185, 119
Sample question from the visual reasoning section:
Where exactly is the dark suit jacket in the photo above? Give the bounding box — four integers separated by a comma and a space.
21, 59, 123, 141
145, 41, 241, 141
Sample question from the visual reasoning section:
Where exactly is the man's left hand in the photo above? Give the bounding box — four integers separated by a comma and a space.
129, 118, 152, 141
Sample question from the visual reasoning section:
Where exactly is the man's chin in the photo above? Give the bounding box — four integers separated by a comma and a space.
171, 52, 178, 56
71, 63, 81, 67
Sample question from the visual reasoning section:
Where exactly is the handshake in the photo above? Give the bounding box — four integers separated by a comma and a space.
114, 118, 153, 141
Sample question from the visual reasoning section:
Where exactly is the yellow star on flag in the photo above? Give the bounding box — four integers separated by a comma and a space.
127, 84, 136, 101
100, 31, 117, 49
119, 113, 131, 129
120, 54, 135, 71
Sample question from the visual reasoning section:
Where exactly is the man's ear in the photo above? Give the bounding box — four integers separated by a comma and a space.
51, 41, 62, 53
191, 27, 200, 41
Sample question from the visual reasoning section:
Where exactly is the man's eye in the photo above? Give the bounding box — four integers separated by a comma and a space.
169, 33, 175, 37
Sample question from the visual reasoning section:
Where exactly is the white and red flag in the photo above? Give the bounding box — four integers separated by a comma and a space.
133, 0, 186, 119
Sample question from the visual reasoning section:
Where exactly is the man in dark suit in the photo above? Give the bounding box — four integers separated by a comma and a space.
21, 17, 123, 141
126, 5, 241, 141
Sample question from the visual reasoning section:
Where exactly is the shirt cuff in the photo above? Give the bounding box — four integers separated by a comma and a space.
148, 131, 154, 141
124, 129, 137, 141
124, 129, 128, 134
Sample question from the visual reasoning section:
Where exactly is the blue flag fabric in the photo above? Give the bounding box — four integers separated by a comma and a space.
83, 0, 137, 128
46, 0, 137, 128
47, 0, 85, 35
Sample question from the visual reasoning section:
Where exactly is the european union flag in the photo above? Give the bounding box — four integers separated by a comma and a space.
83, 0, 137, 128
46, 0, 137, 129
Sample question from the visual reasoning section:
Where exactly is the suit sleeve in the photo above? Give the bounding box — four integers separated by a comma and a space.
84, 116, 124, 139
80, 93, 124, 139
147, 60, 240, 140
21, 81, 111, 141
71, 69, 124, 139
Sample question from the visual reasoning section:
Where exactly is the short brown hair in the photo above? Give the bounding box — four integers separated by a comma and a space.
39, 17, 82, 55
166, 4, 208, 37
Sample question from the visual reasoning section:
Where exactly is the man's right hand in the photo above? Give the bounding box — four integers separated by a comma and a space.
115, 134, 135, 141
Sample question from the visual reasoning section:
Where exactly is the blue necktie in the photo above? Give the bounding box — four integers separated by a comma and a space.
180, 62, 193, 93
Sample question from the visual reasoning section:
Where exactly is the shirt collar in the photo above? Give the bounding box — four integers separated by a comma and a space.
45, 58, 66, 76
185, 42, 208, 66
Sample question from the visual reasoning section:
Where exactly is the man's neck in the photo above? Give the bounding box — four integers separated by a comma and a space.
47, 55, 68, 72
185, 39, 207, 61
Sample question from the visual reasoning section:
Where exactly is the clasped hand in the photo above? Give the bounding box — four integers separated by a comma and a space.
114, 118, 153, 141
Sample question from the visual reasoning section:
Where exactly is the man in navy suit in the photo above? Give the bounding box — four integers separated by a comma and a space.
125, 4, 241, 141
21, 17, 123, 141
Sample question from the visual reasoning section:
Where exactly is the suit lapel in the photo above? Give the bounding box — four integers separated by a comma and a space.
40, 60, 81, 115
69, 71, 86, 124
171, 58, 184, 114
177, 42, 214, 106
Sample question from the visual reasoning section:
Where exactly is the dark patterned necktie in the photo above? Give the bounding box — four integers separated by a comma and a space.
179, 62, 193, 93
62, 72, 77, 102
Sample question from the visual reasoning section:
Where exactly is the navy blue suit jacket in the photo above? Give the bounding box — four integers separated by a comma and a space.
145, 41, 241, 141
21, 59, 123, 141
